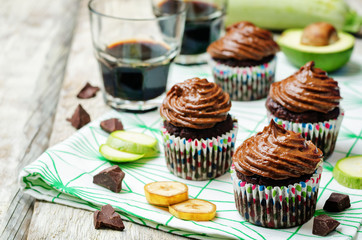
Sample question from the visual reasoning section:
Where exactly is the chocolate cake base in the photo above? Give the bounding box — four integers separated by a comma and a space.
163, 114, 234, 139
236, 170, 313, 187
266, 97, 340, 123
212, 55, 274, 68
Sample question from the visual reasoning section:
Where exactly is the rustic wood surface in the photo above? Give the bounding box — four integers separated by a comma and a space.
0, 0, 361, 239
0, 0, 80, 239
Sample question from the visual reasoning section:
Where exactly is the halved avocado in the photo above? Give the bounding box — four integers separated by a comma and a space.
278, 29, 354, 72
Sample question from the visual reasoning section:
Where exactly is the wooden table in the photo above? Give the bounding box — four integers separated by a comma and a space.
0, 0, 361, 239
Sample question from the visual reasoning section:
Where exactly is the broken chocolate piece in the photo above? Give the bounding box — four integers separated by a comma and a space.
67, 104, 91, 129
313, 214, 340, 236
93, 166, 125, 193
94, 204, 125, 231
77, 82, 100, 99
323, 192, 351, 212
100, 118, 124, 133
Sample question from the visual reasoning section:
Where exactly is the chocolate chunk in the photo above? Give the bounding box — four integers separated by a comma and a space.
313, 214, 340, 236
94, 204, 125, 231
93, 166, 125, 193
67, 104, 91, 129
323, 192, 351, 212
77, 82, 100, 99
100, 118, 124, 133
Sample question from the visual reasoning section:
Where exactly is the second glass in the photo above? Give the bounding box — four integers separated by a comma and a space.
153, 0, 227, 65
89, 0, 186, 112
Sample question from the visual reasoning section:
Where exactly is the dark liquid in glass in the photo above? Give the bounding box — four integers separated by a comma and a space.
97, 40, 172, 101
158, 0, 223, 55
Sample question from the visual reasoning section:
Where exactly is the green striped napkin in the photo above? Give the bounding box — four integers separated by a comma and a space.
19, 55, 362, 239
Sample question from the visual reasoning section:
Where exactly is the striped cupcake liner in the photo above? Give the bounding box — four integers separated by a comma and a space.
231, 165, 323, 228
267, 109, 344, 159
209, 57, 277, 101
161, 121, 238, 181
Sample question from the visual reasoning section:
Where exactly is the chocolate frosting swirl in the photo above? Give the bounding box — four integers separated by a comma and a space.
160, 78, 231, 129
233, 120, 323, 180
207, 21, 279, 61
269, 61, 341, 113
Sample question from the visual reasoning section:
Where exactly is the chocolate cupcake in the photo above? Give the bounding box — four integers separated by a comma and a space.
160, 77, 238, 180
266, 61, 344, 158
231, 120, 323, 228
207, 21, 279, 101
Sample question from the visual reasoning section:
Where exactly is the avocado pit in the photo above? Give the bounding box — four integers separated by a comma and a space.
278, 22, 355, 72
301, 22, 339, 46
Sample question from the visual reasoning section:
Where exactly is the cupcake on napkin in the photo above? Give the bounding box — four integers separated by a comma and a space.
160, 77, 238, 181
207, 21, 280, 101
231, 120, 323, 228
266, 61, 343, 158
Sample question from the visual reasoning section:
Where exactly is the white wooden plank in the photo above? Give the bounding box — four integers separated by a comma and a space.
0, 0, 80, 239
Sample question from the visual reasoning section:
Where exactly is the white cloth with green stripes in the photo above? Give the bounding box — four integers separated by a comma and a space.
19, 55, 362, 239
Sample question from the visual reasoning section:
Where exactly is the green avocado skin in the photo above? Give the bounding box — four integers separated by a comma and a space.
280, 45, 354, 72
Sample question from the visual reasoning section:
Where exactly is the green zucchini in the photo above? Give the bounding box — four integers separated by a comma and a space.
227, 0, 362, 33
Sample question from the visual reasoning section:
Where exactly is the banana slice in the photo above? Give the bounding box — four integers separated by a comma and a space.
144, 181, 188, 206
169, 199, 216, 221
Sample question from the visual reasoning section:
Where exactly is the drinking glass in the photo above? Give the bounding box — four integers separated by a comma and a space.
89, 0, 186, 112
153, 0, 227, 65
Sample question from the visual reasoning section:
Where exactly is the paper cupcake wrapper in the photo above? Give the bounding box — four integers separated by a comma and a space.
267, 109, 344, 159
231, 166, 323, 228
161, 122, 238, 181
209, 57, 277, 101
